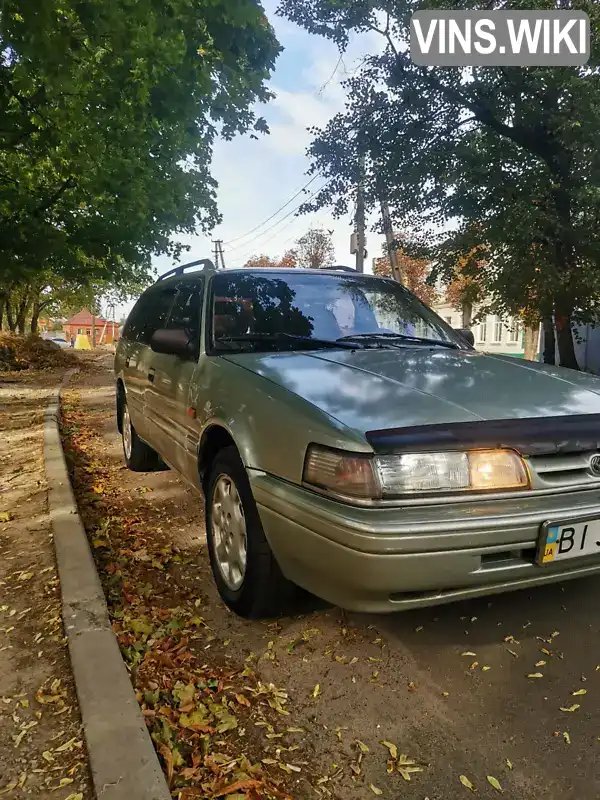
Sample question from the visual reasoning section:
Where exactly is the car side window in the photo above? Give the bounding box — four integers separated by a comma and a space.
122, 289, 176, 345
166, 287, 203, 357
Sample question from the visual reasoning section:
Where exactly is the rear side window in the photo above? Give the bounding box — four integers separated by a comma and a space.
166, 287, 203, 356
121, 289, 176, 344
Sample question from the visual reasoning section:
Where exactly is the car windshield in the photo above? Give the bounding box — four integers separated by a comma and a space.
210, 271, 465, 353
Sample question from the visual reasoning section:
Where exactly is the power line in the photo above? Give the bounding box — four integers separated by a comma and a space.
223, 180, 330, 257
222, 174, 320, 247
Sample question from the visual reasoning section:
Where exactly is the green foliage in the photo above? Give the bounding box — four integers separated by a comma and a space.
296, 227, 334, 269
1, 0, 280, 288
278, 0, 600, 367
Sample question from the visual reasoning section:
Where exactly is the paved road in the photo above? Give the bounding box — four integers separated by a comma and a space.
69, 359, 600, 800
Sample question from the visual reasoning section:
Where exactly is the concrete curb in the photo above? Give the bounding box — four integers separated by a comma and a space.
44, 369, 171, 800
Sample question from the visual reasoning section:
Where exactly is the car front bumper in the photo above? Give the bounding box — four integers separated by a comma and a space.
248, 471, 600, 613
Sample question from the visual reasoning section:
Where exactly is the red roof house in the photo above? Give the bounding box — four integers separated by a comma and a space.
63, 308, 119, 345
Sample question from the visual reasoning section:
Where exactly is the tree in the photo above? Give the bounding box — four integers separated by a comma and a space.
279, 0, 600, 369
243, 249, 298, 268
373, 236, 437, 306
295, 228, 334, 269
1, 0, 280, 296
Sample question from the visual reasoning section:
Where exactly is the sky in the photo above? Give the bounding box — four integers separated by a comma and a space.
150, 0, 385, 283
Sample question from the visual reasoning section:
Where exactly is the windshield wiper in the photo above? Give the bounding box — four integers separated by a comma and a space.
337, 332, 460, 349
216, 333, 360, 350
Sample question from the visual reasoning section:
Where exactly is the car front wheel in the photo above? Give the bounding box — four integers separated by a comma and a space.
205, 446, 296, 618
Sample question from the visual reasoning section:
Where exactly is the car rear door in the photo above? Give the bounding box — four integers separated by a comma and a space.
145, 281, 204, 476
119, 286, 177, 444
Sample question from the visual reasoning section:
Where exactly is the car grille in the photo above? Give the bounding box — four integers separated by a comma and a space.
526, 451, 600, 490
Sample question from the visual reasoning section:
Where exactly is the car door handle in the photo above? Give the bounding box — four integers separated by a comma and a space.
148, 369, 155, 383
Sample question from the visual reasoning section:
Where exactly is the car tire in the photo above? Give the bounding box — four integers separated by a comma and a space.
121, 396, 162, 472
205, 446, 297, 618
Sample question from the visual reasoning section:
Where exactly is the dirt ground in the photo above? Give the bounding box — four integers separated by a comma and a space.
0, 366, 92, 798
61, 355, 600, 800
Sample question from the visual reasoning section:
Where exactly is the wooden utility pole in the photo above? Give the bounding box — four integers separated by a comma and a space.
380, 199, 404, 284
212, 240, 226, 270
355, 155, 366, 273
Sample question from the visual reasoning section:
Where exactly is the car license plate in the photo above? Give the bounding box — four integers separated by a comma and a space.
538, 517, 600, 564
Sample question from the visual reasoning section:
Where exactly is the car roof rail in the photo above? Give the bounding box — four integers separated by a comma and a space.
157, 258, 217, 281
321, 265, 356, 272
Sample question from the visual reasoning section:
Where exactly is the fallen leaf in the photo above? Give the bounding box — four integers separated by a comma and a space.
572, 689, 587, 696
369, 784, 383, 795
482, 665, 491, 672
487, 775, 503, 792
0, 512, 14, 523
460, 775, 475, 791
563, 732, 571, 744
470, 662, 479, 670
540, 648, 551, 656
381, 740, 398, 760
312, 684, 320, 698
527, 673, 543, 679
535, 661, 546, 667
415, 626, 423, 632
551, 631, 560, 637
0, 782, 17, 796
64, 795, 83, 800
212, 779, 262, 797
506, 759, 513, 770
559, 704, 580, 712
461, 651, 476, 657
356, 740, 369, 753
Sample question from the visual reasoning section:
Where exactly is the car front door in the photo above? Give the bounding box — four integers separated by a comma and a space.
145, 282, 204, 480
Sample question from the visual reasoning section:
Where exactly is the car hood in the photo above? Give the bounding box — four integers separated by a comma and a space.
224, 347, 600, 438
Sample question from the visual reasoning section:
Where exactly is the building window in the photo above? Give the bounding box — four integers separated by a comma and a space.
507, 319, 520, 343
86, 329, 91, 336
77, 328, 82, 335
492, 316, 503, 343
476, 319, 487, 343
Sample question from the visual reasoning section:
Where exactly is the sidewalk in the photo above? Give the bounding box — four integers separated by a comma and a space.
0, 367, 92, 798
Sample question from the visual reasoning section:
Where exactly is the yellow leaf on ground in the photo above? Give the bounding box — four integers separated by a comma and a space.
487, 775, 503, 792
356, 740, 369, 753
381, 740, 398, 760
461, 651, 476, 656
506, 759, 513, 770
312, 684, 320, 698
460, 775, 475, 791
563, 732, 571, 744
369, 784, 383, 795
572, 689, 587, 696
560, 704, 580, 712
527, 673, 543, 679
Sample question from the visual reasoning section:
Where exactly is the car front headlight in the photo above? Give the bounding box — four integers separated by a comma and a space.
303, 445, 529, 500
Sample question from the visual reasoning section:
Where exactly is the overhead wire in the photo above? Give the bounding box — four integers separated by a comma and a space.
222, 173, 321, 247
223, 179, 331, 259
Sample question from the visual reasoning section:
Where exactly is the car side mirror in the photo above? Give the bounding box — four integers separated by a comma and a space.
455, 328, 475, 347
150, 328, 193, 358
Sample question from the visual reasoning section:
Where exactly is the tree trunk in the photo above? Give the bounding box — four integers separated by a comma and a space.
542, 317, 556, 365
5, 300, 16, 333
30, 304, 41, 334
16, 298, 29, 335
461, 301, 473, 329
555, 314, 579, 370
523, 324, 539, 361
0, 295, 5, 331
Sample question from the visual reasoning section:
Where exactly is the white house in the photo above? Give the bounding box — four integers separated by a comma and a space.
432, 299, 534, 359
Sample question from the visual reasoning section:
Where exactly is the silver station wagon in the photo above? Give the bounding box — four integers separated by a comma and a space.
115, 260, 600, 617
